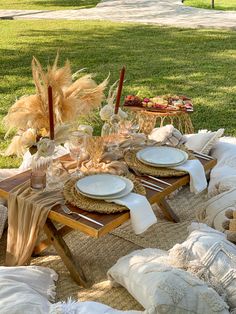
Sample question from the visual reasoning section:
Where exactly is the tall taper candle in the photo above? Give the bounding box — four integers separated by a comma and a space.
114, 66, 126, 115
48, 85, 54, 140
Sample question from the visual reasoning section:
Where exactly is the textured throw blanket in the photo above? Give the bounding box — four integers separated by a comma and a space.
6, 181, 63, 266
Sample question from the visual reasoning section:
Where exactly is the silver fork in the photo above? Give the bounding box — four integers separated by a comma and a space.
61, 204, 104, 227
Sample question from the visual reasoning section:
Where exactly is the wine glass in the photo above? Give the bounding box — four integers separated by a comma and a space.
120, 113, 140, 139
129, 114, 140, 136
68, 131, 86, 177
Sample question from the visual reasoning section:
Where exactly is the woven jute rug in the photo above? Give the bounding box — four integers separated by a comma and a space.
0, 186, 208, 311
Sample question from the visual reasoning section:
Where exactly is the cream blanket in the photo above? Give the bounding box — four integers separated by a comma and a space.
6, 181, 63, 266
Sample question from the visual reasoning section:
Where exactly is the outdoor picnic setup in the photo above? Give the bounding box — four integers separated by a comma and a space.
1, 55, 236, 314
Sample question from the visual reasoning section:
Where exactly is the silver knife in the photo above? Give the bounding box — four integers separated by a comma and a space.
147, 175, 172, 186
140, 179, 164, 191
141, 183, 162, 192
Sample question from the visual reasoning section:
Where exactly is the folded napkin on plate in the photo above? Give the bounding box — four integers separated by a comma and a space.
171, 159, 207, 194
106, 193, 157, 234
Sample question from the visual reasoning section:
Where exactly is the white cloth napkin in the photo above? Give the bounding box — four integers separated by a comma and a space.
171, 159, 207, 194
107, 193, 157, 234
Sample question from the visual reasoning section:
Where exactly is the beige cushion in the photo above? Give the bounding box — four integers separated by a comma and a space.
185, 129, 224, 154
108, 248, 229, 314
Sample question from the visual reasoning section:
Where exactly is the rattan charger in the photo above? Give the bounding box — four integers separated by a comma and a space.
63, 174, 146, 214
124, 145, 195, 177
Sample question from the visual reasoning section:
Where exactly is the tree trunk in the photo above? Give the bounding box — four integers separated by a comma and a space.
211, 0, 215, 9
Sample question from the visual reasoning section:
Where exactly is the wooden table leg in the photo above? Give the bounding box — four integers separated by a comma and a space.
33, 226, 73, 256
158, 198, 180, 223
43, 218, 87, 287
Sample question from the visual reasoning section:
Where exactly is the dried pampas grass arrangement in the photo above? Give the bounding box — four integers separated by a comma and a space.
4, 54, 108, 156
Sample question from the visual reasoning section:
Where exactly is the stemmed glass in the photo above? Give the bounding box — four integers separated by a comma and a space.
119, 113, 140, 139
68, 131, 86, 177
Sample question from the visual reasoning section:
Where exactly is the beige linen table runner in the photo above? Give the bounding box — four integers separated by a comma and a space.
6, 180, 64, 266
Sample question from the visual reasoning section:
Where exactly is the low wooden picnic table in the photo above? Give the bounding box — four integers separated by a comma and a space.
0, 154, 216, 286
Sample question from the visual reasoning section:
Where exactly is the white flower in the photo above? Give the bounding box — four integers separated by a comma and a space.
100, 104, 114, 121
37, 138, 55, 157
100, 104, 128, 121
78, 124, 93, 136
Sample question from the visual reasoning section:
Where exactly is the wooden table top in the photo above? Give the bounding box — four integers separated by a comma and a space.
0, 155, 216, 238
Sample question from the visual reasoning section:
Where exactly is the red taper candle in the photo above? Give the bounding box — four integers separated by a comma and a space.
48, 85, 54, 140
114, 66, 126, 115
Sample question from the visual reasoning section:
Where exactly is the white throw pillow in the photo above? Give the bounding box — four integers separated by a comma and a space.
185, 129, 224, 154
200, 188, 236, 231
208, 138, 236, 197
108, 248, 229, 314
0, 266, 58, 314
169, 223, 236, 310
50, 299, 142, 314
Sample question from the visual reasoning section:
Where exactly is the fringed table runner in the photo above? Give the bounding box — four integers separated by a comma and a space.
6, 180, 64, 266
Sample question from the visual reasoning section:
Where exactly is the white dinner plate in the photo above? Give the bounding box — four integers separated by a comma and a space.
76, 176, 134, 200
137, 146, 188, 167
76, 174, 126, 197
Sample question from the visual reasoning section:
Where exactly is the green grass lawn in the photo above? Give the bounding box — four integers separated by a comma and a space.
0, 0, 100, 10
184, 0, 236, 10
0, 20, 236, 168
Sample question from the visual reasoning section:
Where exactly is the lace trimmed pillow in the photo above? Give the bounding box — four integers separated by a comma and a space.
185, 129, 224, 155
108, 248, 229, 314
169, 223, 236, 311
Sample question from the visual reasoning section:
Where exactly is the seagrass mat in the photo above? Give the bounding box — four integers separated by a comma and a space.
0, 186, 209, 311
124, 146, 195, 177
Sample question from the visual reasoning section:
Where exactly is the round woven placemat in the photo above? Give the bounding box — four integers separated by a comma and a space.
63, 174, 146, 214
124, 145, 195, 177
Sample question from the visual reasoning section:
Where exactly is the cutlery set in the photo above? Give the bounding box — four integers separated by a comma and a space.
192, 151, 214, 161
138, 176, 171, 192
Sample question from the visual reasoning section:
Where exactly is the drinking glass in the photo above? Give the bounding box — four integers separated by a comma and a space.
68, 131, 86, 177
